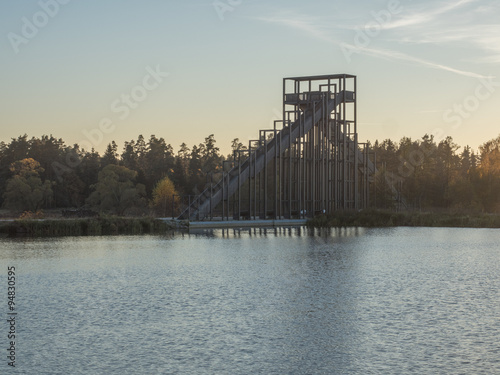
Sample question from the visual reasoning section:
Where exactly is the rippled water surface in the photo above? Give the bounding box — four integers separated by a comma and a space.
1, 227, 500, 374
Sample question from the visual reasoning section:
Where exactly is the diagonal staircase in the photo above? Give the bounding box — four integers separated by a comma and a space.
178, 89, 374, 221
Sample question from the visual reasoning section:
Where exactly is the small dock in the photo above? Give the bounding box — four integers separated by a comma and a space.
159, 219, 308, 229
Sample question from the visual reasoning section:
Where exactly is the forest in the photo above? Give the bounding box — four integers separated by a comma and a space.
0, 132, 499, 217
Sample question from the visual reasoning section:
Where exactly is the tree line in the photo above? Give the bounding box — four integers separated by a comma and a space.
372, 134, 500, 213
0, 132, 499, 215
0, 134, 227, 216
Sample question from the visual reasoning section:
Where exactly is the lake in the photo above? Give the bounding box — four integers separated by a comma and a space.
1, 227, 499, 374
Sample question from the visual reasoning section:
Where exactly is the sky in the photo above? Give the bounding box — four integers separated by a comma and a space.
1, 0, 499, 155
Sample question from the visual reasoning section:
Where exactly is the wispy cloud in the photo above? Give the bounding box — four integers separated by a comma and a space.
257, 11, 489, 79
256, 14, 334, 43
382, 0, 478, 30
397, 24, 500, 64
474, 55, 500, 64
382, 1, 500, 65
343, 43, 488, 78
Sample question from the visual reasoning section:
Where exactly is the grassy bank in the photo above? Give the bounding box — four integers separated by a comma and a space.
307, 209, 500, 229
0, 216, 180, 237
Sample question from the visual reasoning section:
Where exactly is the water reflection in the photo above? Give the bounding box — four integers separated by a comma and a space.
187, 225, 365, 239
1, 228, 499, 374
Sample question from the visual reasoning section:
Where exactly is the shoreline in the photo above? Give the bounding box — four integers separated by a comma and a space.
0, 216, 184, 237
1, 210, 499, 237
306, 209, 500, 229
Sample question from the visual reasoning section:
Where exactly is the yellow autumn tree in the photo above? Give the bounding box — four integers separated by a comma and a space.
477, 134, 500, 212
478, 135, 500, 177
151, 176, 179, 217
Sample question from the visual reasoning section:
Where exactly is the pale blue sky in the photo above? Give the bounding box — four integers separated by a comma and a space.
1, 0, 499, 154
